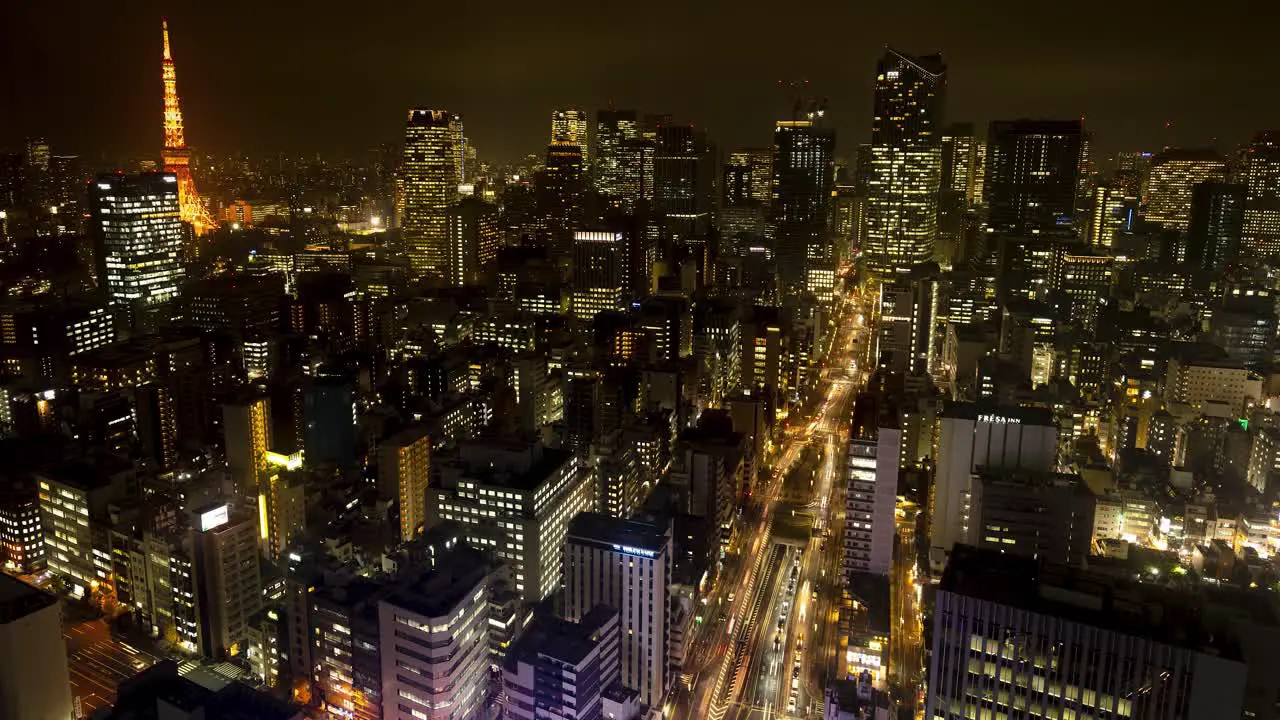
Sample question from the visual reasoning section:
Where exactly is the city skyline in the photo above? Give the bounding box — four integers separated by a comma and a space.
3, 1, 1277, 162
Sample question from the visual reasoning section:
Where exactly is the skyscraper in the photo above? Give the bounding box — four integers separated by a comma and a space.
445, 196, 501, 286
538, 141, 586, 260
1242, 130, 1280, 257
402, 109, 463, 277
552, 108, 591, 164
378, 426, 432, 543
939, 122, 983, 208
1087, 183, 1136, 250
773, 105, 836, 295
159, 18, 214, 234
594, 109, 639, 198
653, 124, 715, 243
222, 392, 272, 501
983, 119, 1083, 235
1144, 148, 1227, 229
725, 148, 773, 206
572, 230, 628, 321
1186, 182, 1246, 270
863, 48, 946, 272
89, 172, 186, 323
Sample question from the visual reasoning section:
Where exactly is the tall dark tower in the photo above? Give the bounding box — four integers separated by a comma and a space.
652, 124, 714, 244
863, 48, 947, 273
984, 119, 1083, 236
1186, 182, 1246, 270
772, 101, 836, 296
537, 142, 586, 262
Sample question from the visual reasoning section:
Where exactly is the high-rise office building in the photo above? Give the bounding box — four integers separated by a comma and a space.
616, 138, 656, 212
564, 513, 671, 708
773, 105, 836, 295
0, 481, 44, 573
552, 108, 591, 165
875, 262, 939, 375
402, 109, 463, 276
1242, 130, 1280, 257
189, 503, 262, 660
378, 426, 432, 543
1087, 184, 1135, 250
929, 403, 1057, 572
89, 172, 186, 323
1186, 181, 1246, 270
1144, 148, 1227, 229
594, 109, 639, 198
983, 119, 1083, 235
843, 395, 900, 580
427, 440, 592, 602
572, 230, 628, 321
445, 196, 500, 287
653, 124, 715, 243
726, 148, 773, 206
927, 546, 1248, 720
223, 392, 272, 501
538, 142, 586, 258
378, 545, 494, 720
863, 48, 946, 272
0, 574, 73, 720
940, 122, 984, 208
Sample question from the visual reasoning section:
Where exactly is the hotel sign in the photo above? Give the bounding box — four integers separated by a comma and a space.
978, 413, 1021, 425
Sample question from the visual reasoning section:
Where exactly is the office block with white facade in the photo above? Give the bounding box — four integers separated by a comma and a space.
379, 545, 493, 720
428, 439, 592, 602
929, 402, 1057, 572
564, 512, 671, 708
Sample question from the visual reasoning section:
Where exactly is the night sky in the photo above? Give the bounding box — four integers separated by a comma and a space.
2, 1, 1275, 163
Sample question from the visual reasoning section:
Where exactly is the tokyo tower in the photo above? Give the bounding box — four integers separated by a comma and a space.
161, 18, 215, 235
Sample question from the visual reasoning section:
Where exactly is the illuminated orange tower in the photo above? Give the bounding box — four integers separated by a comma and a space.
161, 17, 215, 234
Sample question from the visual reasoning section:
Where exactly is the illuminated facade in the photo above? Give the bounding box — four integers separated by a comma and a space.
927, 546, 1247, 720
594, 109, 639, 199
571, 230, 627, 321
0, 484, 43, 573
1087, 184, 1135, 250
864, 49, 946, 273
427, 441, 591, 603
378, 547, 494, 720
190, 505, 262, 660
445, 196, 500, 286
773, 109, 836, 294
1144, 148, 1227, 229
402, 109, 463, 277
1243, 130, 1280, 257
378, 426, 432, 543
222, 393, 272, 501
844, 423, 898, 579
940, 123, 984, 208
160, 18, 214, 234
552, 108, 590, 164
89, 172, 186, 321
564, 513, 671, 708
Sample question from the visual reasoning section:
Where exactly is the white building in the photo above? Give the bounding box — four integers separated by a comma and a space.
0, 574, 73, 720
502, 606, 623, 720
926, 545, 1248, 720
428, 440, 592, 602
929, 403, 1057, 572
1165, 356, 1260, 414
564, 513, 671, 708
379, 546, 493, 720
843, 426, 899, 579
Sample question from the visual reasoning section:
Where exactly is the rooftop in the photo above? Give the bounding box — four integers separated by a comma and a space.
0, 574, 58, 624
941, 545, 1243, 659
567, 513, 669, 554
383, 545, 492, 619
503, 604, 618, 670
